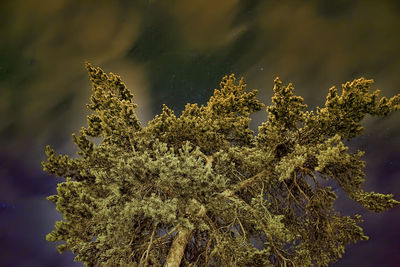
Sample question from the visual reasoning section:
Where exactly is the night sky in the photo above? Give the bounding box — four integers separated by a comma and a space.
1, 0, 399, 266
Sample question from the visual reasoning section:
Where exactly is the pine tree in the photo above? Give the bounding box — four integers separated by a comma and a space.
42, 63, 400, 267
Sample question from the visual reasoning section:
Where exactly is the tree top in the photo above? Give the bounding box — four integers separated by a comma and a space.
42, 63, 400, 266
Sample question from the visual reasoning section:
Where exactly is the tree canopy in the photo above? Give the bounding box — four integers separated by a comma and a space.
42, 63, 400, 266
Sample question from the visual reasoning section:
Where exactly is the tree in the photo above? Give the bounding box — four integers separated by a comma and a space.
42, 63, 400, 267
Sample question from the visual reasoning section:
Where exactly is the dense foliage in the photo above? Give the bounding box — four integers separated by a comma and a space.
42, 63, 400, 266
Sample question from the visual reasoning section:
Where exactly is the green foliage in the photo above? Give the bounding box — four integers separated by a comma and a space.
42, 63, 400, 266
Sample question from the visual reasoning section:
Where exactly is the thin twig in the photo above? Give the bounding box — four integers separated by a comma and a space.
139, 222, 159, 266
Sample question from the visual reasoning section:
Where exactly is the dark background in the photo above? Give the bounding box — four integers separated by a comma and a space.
1, 0, 399, 266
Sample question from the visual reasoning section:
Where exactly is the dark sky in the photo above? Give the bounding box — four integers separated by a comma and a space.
1, 0, 399, 266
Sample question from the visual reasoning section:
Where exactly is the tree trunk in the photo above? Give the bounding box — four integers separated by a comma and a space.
164, 225, 193, 267
163, 172, 268, 266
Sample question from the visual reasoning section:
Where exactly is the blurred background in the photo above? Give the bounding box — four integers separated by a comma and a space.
1, 0, 399, 266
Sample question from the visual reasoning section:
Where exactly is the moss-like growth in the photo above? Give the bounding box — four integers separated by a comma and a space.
42, 63, 400, 266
